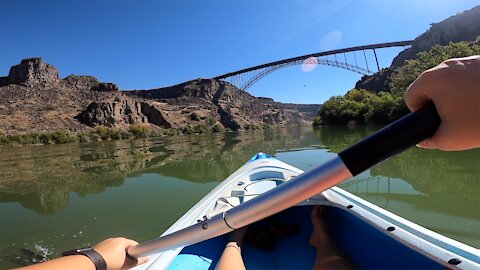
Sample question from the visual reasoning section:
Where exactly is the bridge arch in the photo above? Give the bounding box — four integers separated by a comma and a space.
213, 41, 412, 91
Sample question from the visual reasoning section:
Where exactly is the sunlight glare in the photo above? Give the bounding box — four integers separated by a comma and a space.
319, 30, 342, 51
301, 57, 318, 72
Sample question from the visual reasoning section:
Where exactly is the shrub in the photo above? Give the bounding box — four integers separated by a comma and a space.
181, 126, 194, 135
205, 117, 215, 127
193, 125, 208, 134
121, 131, 132, 139
78, 133, 90, 143
317, 90, 402, 125
94, 126, 110, 140
129, 124, 149, 138
211, 123, 222, 133
109, 128, 122, 140
312, 115, 322, 126
50, 130, 76, 144
390, 42, 480, 96
0, 136, 9, 146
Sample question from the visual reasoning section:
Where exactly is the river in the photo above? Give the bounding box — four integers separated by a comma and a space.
0, 126, 478, 268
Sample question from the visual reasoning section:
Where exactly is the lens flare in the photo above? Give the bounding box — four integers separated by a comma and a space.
319, 30, 342, 51
301, 57, 318, 72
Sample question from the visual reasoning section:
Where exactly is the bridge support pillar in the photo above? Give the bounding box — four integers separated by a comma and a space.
373, 49, 380, 71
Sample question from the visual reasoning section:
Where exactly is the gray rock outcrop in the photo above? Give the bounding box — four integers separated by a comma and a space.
0, 58, 59, 87
139, 102, 174, 128
129, 78, 318, 129
354, 69, 395, 93
63, 75, 99, 89
355, 5, 480, 93
75, 99, 147, 127
392, 6, 480, 67
91, 82, 119, 92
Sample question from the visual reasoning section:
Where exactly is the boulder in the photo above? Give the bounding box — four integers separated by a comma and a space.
0, 76, 9, 87
63, 75, 99, 89
75, 100, 147, 127
190, 112, 201, 121
91, 82, 119, 92
140, 102, 174, 128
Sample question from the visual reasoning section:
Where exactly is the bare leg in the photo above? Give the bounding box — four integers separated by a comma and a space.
310, 206, 355, 270
216, 227, 247, 270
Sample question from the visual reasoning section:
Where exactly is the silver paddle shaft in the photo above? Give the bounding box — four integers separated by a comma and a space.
127, 155, 351, 258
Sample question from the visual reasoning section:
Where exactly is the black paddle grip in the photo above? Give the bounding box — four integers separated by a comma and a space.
338, 101, 441, 176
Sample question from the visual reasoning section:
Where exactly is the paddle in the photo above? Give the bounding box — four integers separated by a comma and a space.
127, 101, 440, 258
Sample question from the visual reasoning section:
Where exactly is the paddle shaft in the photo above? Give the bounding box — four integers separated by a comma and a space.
338, 101, 441, 176
127, 101, 440, 258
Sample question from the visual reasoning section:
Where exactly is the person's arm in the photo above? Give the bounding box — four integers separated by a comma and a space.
404, 55, 480, 151
16, 237, 149, 270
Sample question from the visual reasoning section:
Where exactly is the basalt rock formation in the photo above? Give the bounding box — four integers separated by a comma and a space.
75, 100, 147, 127
0, 58, 318, 135
356, 5, 480, 92
354, 69, 395, 93
392, 5, 480, 67
0, 58, 59, 87
128, 79, 318, 129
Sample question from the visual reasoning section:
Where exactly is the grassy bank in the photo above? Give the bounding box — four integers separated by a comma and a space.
0, 124, 219, 146
0, 123, 273, 147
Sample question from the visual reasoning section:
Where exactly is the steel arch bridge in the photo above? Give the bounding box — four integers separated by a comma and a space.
213, 41, 412, 91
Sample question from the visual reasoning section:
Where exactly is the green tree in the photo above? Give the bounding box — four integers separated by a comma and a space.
390, 42, 480, 96
363, 92, 395, 124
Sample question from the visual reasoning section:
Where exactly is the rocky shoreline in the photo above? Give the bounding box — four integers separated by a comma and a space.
0, 58, 318, 145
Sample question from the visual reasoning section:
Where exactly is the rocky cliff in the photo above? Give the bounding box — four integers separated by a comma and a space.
128, 79, 318, 129
356, 5, 480, 92
0, 58, 318, 135
392, 5, 480, 67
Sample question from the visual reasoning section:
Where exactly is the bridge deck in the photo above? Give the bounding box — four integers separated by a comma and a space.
213, 40, 412, 79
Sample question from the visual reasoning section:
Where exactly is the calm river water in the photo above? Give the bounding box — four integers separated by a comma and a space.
0, 126, 479, 268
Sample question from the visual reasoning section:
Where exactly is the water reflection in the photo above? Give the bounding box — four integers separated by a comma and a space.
313, 125, 480, 201
0, 126, 478, 268
1, 126, 478, 214
0, 140, 154, 213
0, 127, 321, 214
371, 148, 480, 201
313, 126, 480, 246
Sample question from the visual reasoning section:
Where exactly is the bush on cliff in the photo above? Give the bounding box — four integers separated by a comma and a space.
315, 90, 409, 126
389, 41, 480, 96
0, 130, 76, 146
211, 123, 222, 133
129, 124, 149, 138
49, 130, 77, 144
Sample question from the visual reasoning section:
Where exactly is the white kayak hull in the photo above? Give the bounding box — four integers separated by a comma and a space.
133, 153, 480, 270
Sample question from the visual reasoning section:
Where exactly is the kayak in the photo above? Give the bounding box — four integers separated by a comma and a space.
133, 153, 480, 270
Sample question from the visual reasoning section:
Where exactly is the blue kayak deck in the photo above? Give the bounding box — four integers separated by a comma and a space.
167, 205, 443, 269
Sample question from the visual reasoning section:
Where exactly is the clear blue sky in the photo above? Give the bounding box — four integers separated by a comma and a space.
1, 0, 479, 104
